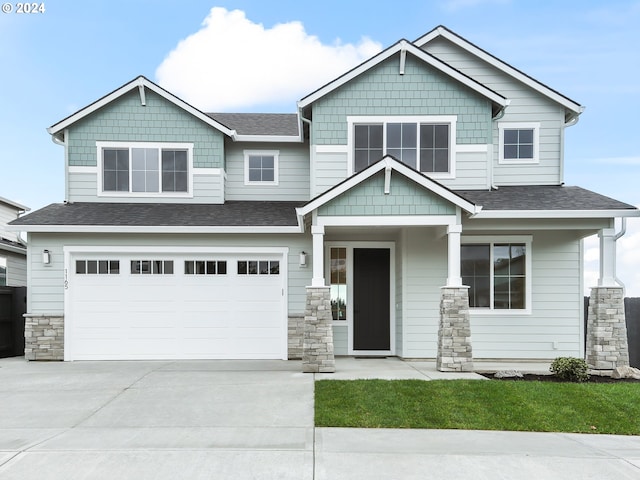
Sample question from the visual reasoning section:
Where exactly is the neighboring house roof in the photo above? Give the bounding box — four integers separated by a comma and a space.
48, 76, 235, 139
0, 237, 26, 255
8, 201, 304, 233
0, 196, 29, 213
414, 25, 584, 121
207, 113, 300, 138
297, 156, 482, 218
297, 39, 509, 116
458, 186, 639, 218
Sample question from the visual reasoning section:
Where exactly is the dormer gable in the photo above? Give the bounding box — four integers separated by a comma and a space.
415, 25, 584, 124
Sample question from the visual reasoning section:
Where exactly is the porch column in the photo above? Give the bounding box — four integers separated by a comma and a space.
437, 224, 473, 372
598, 228, 617, 287
586, 227, 629, 373
446, 224, 462, 287
302, 224, 335, 373
311, 225, 325, 287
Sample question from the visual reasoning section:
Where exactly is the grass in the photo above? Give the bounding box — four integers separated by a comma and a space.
315, 379, 640, 434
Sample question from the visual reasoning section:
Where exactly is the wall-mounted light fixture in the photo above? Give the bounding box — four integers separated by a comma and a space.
299, 251, 307, 267
42, 249, 51, 265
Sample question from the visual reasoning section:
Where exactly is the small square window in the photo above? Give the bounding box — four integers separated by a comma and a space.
244, 151, 278, 184
499, 124, 539, 164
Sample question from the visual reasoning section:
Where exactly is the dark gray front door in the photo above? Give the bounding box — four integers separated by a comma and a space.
353, 248, 390, 351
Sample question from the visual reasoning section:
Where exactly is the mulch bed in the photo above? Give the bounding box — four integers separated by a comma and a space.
481, 373, 640, 383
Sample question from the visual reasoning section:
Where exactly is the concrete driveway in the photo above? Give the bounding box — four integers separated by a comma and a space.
2, 357, 640, 479
0, 358, 314, 480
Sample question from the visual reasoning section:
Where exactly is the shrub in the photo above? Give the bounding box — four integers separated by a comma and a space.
550, 357, 590, 382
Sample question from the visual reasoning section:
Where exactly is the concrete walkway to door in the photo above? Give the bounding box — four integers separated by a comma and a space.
0, 356, 639, 479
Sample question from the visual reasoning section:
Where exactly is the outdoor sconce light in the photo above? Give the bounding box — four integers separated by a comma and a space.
299, 251, 307, 267
42, 249, 51, 265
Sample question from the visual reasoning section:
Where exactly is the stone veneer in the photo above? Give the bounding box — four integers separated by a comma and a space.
437, 286, 474, 372
302, 286, 335, 373
24, 314, 64, 361
586, 286, 629, 372
288, 316, 305, 360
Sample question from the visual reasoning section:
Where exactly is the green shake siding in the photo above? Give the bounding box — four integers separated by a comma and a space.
311, 54, 491, 145
318, 171, 455, 216
67, 90, 224, 168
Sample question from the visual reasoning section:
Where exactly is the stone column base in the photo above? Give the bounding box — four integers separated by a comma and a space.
302, 286, 335, 373
586, 286, 629, 372
24, 314, 64, 361
437, 286, 473, 372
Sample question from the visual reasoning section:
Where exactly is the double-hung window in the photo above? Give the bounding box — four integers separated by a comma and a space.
461, 237, 531, 312
498, 123, 539, 164
98, 142, 192, 196
350, 116, 456, 175
244, 150, 279, 185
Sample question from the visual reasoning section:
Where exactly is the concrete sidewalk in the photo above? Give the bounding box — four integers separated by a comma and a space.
0, 356, 639, 479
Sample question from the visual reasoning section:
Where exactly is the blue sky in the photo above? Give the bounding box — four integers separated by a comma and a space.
1, 0, 639, 292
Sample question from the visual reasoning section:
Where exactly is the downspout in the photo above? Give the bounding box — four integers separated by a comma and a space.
299, 107, 313, 206
614, 217, 627, 294
489, 101, 509, 190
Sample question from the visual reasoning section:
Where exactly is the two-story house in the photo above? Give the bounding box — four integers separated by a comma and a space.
10, 26, 638, 371
0, 197, 28, 287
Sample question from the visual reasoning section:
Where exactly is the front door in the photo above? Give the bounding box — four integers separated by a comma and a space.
353, 248, 390, 351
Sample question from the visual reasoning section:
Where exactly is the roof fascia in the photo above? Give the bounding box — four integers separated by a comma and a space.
47, 76, 236, 138
297, 40, 507, 109
6, 224, 304, 234
0, 243, 26, 255
472, 209, 640, 219
297, 156, 481, 217
232, 134, 303, 143
415, 26, 584, 115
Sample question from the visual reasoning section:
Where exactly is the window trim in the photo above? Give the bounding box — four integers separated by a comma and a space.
243, 150, 279, 186
97, 141, 194, 198
498, 122, 540, 165
347, 115, 457, 178
461, 235, 532, 315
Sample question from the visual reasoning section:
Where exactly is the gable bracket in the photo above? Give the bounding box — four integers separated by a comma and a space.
137, 78, 146, 106
399, 44, 406, 75
384, 165, 392, 194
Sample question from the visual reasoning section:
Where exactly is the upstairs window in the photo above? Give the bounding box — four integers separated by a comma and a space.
498, 123, 539, 164
244, 150, 279, 185
98, 142, 192, 196
350, 116, 456, 175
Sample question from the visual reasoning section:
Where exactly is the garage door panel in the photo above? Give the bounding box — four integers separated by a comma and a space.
68, 252, 285, 360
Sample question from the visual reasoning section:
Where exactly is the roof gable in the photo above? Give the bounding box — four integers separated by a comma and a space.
297, 40, 508, 114
415, 26, 584, 119
297, 156, 480, 218
48, 76, 235, 139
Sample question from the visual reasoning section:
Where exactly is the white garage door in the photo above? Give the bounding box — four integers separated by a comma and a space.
65, 251, 286, 360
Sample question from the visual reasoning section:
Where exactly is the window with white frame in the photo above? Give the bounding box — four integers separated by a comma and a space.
350, 116, 456, 175
498, 123, 539, 164
0, 256, 6, 286
244, 150, 279, 185
461, 237, 531, 311
98, 142, 192, 195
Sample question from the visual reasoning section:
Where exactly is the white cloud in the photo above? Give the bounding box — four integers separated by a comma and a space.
155, 8, 382, 112
587, 156, 640, 166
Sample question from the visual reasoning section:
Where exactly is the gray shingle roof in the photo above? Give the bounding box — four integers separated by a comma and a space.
457, 186, 636, 211
9, 202, 304, 227
207, 113, 299, 137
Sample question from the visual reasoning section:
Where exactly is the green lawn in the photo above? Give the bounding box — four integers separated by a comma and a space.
315, 379, 640, 434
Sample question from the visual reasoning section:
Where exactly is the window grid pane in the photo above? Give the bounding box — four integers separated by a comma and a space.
354, 124, 383, 172
248, 155, 275, 183
162, 149, 189, 192
503, 129, 534, 160
419, 124, 449, 173
103, 148, 129, 192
